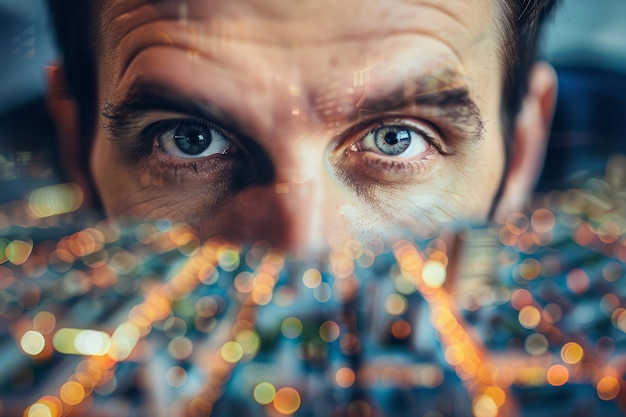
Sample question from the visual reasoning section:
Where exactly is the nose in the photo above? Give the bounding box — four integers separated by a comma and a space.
233, 141, 349, 256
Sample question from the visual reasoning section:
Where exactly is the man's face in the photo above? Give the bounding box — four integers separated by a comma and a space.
89, 0, 507, 252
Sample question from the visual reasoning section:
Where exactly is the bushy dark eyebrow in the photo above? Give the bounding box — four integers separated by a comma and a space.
355, 85, 485, 145
101, 81, 239, 141
415, 87, 485, 144
103, 73, 485, 153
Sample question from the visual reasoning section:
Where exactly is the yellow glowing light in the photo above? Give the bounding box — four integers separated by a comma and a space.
236, 329, 261, 355
519, 258, 541, 280
472, 395, 498, 417
336, 367, 356, 388
393, 269, 417, 295
27, 403, 54, 417
597, 376, 620, 401
5, 239, 33, 265
597, 220, 621, 244
221, 341, 244, 363
53, 328, 111, 356
30, 397, 62, 417
74, 330, 111, 356
53, 328, 82, 355
302, 269, 322, 289
546, 365, 569, 386
21, 330, 46, 356
281, 317, 303, 339
27, 183, 83, 218
72, 373, 94, 396
253, 382, 276, 405
561, 342, 584, 365
421, 260, 446, 288
518, 306, 541, 329
217, 248, 240, 272
384, 293, 408, 316
273, 387, 301, 414
59, 381, 85, 405
481, 387, 506, 408
319, 321, 340, 342
108, 322, 140, 361
444, 345, 466, 366
252, 287, 273, 305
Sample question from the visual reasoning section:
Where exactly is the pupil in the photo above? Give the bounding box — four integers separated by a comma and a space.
175, 124, 212, 155
189, 132, 204, 144
384, 131, 400, 145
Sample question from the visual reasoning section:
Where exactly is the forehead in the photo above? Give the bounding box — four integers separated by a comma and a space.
97, 0, 502, 76
102, 0, 499, 40
94, 0, 505, 134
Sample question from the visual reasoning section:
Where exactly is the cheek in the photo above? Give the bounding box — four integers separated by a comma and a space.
89, 135, 224, 219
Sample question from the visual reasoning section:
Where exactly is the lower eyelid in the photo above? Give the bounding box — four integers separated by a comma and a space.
339, 145, 440, 183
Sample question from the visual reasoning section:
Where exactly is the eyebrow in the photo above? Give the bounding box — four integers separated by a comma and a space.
101, 81, 246, 161
354, 80, 486, 145
103, 73, 486, 153
102, 82, 239, 139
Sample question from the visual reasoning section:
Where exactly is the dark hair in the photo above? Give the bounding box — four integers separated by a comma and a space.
499, 0, 558, 137
47, 0, 557, 144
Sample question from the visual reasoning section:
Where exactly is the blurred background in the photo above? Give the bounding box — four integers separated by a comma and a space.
0, 0, 625, 199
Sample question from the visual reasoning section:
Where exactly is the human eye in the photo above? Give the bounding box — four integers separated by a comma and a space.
151, 119, 238, 159
333, 117, 453, 183
350, 124, 430, 158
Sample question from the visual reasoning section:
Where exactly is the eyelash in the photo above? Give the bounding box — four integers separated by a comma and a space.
337, 117, 453, 177
125, 119, 241, 181
147, 118, 236, 148
124, 114, 450, 183
345, 118, 450, 154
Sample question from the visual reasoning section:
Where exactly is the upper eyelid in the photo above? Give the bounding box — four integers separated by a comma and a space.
101, 110, 242, 162
102, 107, 242, 145
149, 118, 236, 138
339, 115, 447, 152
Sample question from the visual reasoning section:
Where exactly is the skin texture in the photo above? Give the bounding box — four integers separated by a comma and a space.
51, 0, 555, 255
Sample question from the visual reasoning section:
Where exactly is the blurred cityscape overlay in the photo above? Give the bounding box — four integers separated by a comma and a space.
1, 157, 626, 416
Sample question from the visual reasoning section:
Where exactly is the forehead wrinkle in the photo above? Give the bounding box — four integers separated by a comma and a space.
397, 0, 479, 42
101, 0, 490, 54
113, 19, 472, 92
